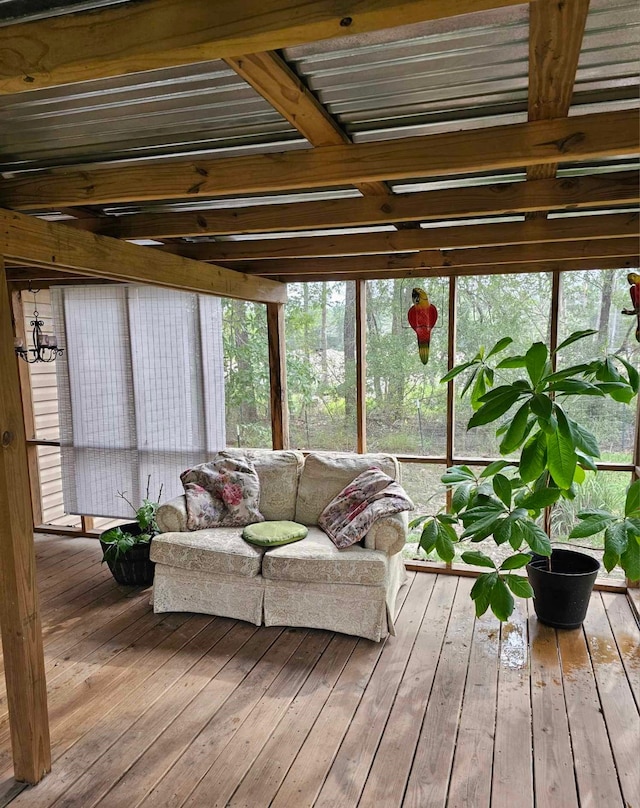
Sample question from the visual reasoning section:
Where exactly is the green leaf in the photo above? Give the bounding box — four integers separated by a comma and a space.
569, 515, 613, 539
504, 574, 534, 599
486, 336, 514, 359
460, 366, 479, 399
567, 418, 600, 459
520, 488, 562, 510
596, 382, 634, 404
442, 465, 475, 484
419, 519, 438, 554
435, 523, 456, 563
620, 538, 640, 582
550, 379, 605, 396
625, 479, 640, 517
546, 407, 577, 489
530, 394, 553, 419
499, 402, 531, 454
526, 342, 548, 387
490, 577, 515, 621
493, 474, 512, 508
500, 553, 532, 570
576, 450, 598, 472
519, 431, 547, 483
494, 518, 513, 546
461, 551, 496, 569
496, 355, 527, 369
468, 388, 522, 429
507, 521, 525, 550
451, 482, 472, 514
521, 521, 552, 556
616, 355, 639, 393
470, 572, 498, 617
603, 521, 628, 572
470, 367, 488, 411
440, 360, 477, 384
480, 460, 513, 478
554, 329, 599, 353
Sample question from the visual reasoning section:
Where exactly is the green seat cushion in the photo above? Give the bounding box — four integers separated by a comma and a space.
242, 520, 308, 547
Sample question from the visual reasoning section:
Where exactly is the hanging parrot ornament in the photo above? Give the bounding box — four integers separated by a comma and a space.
622, 272, 640, 343
408, 287, 438, 364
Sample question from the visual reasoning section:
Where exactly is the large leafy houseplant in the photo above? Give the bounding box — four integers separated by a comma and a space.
411, 330, 639, 621
100, 485, 163, 563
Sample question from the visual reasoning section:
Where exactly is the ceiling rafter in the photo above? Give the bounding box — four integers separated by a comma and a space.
0, 208, 286, 304
69, 171, 639, 240
0, 0, 529, 94
525, 0, 591, 220
263, 255, 639, 283
2, 109, 637, 210
156, 213, 638, 262
225, 51, 389, 198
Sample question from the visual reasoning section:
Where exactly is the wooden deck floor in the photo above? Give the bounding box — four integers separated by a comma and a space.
1, 534, 638, 808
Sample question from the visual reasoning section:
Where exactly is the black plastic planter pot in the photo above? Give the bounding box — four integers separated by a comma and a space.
527, 548, 599, 630
100, 522, 155, 587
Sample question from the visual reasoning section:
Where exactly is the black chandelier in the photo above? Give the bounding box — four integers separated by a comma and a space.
14, 288, 64, 364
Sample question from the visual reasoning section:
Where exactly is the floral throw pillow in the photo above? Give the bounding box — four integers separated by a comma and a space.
181, 453, 264, 530
318, 467, 414, 550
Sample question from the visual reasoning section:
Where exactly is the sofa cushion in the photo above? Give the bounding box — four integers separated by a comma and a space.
294, 452, 400, 526
242, 521, 308, 547
262, 527, 387, 586
221, 449, 303, 521
181, 454, 264, 530
150, 528, 264, 578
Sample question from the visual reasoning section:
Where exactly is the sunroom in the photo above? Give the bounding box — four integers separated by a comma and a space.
0, 1, 638, 806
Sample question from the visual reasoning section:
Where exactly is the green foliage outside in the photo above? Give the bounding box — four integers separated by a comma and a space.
220, 270, 639, 578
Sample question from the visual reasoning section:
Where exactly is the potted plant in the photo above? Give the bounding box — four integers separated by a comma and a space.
411, 330, 639, 626
100, 480, 163, 586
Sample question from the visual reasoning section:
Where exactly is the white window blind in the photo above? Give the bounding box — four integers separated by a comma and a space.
51, 285, 225, 518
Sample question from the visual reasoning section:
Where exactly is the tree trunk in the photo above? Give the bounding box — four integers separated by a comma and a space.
232, 300, 258, 422
366, 284, 383, 403
320, 283, 328, 381
387, 280, 405, 420
597, 270, 615, 351
344, 283, 356, 418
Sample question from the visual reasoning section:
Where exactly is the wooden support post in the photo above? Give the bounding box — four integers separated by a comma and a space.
10, 290, 43, 529
266, 302, 289, 450
629, 392, 640, 589
445, 276, 457, 570
355, 280, 367, 454
0, 261, 50, 783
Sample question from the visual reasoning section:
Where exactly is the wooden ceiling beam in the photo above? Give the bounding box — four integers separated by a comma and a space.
0, 209, 286, 304
2, 109, 636, 210
225, 238, 639, 276
71, 171, 639, 240
158, 213, 639, 262
265, 255, 639, 283
225, 51, 388, 197
526, 0, 591, 184
0, 0, 528, 94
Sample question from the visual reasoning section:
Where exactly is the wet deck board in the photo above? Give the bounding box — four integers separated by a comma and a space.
0, 534, 637, 807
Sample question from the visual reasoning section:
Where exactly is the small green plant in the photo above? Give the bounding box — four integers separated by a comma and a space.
410, 330, 639, 621
101, 478, 163, 563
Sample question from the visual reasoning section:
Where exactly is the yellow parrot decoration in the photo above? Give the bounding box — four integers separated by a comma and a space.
407, 287, 438, 364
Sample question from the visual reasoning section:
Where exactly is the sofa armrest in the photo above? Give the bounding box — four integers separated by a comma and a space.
364, 511, 408, 555
157, 495, 188, 533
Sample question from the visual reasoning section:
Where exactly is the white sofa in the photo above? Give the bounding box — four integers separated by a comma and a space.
151, 450, 410, 642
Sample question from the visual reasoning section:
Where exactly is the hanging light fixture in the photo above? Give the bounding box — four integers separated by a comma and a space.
14, 287, 64, 364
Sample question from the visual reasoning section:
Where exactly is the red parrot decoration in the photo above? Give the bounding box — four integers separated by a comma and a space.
408, 287, 438, 364
622, 272, 640, 343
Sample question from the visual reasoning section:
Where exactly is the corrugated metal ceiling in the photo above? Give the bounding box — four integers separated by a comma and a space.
285, 5, 531, 142
0, 0, 134, 25
1, 0, 637, 223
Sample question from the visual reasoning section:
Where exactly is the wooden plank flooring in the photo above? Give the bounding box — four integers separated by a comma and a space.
0, 534, 638, 808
